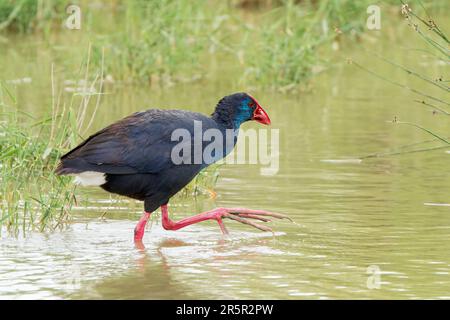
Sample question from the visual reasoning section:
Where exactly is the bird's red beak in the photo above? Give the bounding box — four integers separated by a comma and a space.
250, 96, 271, 125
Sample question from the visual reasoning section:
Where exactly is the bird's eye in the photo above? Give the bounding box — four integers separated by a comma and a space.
248, 101, 256, 108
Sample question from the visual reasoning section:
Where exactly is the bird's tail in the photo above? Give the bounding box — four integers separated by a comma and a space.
55, 161, 82, 175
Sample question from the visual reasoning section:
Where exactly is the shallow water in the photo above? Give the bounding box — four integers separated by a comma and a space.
1, 14, 450, 299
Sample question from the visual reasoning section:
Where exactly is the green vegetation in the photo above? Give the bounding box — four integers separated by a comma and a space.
0, 0, 414, 89
0, 53, 101, 232
352, 1, 449, 159
0, 111, 76, 233
245, 0, 372, 90
0, 0, 66, 33
93, 0, 207, 84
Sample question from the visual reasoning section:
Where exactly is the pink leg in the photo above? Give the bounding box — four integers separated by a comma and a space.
160, 204, 291, 234
134, 211, 151, 241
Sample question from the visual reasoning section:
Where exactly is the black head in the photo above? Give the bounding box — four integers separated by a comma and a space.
211, 92, 271, 129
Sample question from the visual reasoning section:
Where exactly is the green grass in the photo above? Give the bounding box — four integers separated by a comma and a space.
0, 50, 101, 232
243, 0, 375, 90
91, 0, 208, 84
0, 0, 67, 33
0, 88, 79, 233
100, 0, 389, 89
1, 0, 414, 89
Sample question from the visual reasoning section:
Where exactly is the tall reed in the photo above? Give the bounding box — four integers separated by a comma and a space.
0, 46, 105, 233
351, 1, 449, 158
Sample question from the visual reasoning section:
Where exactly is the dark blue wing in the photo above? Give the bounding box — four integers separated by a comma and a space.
58, 109, 217, 174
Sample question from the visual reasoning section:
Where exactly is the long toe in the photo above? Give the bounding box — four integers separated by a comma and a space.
235, 213, 272, 222
224, 213, 274, 233
226, 208, 293, 222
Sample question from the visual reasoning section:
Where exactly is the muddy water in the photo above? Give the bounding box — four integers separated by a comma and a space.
1, 18, 450, 299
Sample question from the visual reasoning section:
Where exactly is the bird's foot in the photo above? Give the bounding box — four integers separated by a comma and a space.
134, 211, 151, 241
161, 205, 291, 235
210, 207, 292, 234
161, 204, 293, 234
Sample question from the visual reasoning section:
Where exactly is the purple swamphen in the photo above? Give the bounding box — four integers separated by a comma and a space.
56, 93, 290, 242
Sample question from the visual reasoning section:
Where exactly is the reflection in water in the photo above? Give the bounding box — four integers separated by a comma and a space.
110, 229, 288, 300
2, 209, 449, 299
